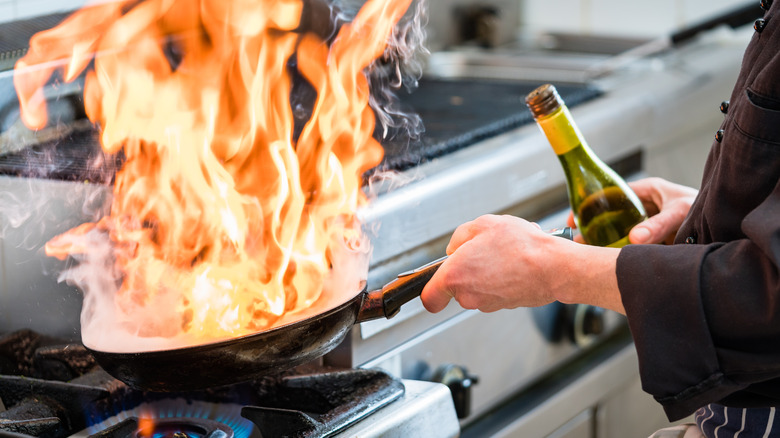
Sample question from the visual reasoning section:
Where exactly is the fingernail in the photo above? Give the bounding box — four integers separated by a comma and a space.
631, 227, 650, 244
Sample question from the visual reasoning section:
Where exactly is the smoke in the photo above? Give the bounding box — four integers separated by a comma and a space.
0, 92, 117, 248
289, 0, 429, 162
0, 176, 111, 250
313, 0, 429, 141
367, 0, 429, 141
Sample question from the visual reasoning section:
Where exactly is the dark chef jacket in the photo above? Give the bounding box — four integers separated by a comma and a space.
616, 2, 780, 422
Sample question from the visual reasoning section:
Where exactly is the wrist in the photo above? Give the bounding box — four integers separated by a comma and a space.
551, 243, 624, 314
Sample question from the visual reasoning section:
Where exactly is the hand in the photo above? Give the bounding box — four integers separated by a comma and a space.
627, 177, 698, 244
420, 214, 624, 314
566, 177, 698, 245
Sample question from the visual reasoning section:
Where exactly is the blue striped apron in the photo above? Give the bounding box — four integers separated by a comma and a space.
696, 404, 779, 438
650, 404, 780, 438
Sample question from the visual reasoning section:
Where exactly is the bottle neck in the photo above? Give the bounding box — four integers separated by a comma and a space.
535, 105, 588, 156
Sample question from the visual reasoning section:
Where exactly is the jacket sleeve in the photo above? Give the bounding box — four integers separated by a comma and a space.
616, 177, 780, 421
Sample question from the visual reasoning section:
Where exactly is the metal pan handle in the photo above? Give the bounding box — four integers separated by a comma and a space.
357, 227, 573, 322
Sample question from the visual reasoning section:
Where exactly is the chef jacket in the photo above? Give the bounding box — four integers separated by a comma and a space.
616, 1, 780, 422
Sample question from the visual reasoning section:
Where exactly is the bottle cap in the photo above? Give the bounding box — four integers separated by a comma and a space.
525, 84, 563, 118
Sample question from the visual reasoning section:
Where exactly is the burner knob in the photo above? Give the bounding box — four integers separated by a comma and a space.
432, 364, 480, 419
568, 304, 606, 347
531, 301, 568, 342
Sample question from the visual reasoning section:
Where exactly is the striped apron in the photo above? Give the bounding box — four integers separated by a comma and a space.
649, 404, 780, 438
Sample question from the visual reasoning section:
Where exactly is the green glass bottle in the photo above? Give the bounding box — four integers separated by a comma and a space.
525, 84, 646, 247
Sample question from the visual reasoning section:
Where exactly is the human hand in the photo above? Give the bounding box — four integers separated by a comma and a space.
626, 177, 699, 244
420, 214, 623, 314
566, 177, 698, 245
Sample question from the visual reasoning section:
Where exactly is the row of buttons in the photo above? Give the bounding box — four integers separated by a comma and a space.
714, 2, 772, 144
757, 0, 771, 31
691, 1, 772, 244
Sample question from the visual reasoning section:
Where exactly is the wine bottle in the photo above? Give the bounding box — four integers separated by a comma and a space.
525, 84, 646, 248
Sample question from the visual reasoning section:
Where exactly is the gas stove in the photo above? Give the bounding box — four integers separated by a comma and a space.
0, 329, 458, 438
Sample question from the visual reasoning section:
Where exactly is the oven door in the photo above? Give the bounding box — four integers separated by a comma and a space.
461, 332, 672, 437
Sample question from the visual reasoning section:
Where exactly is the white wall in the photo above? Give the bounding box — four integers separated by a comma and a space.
521, 0, 751, 39
421, 0, 752, 50
2, 0, 753, 39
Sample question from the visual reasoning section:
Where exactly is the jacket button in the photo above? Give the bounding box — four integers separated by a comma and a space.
720, 100, 729, 114
761, 0, 772, 11
755, 18, 767, 33
715, 129, 725, 142
685, 236, 696, 244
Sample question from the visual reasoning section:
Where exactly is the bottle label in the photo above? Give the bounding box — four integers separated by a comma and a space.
537, 105, 584, 155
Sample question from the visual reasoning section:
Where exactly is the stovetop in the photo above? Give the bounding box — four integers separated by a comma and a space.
0, 78, 600, 183
0, 330, 410, 438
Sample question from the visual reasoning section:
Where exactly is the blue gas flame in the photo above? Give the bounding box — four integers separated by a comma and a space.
86, 398, 255, 438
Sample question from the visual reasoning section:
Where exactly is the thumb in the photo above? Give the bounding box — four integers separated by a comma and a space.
420, 265, 454, 313
629, 211, 680, 244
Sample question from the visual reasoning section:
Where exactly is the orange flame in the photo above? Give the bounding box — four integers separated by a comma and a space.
137, 417, 154, 437
16, 0, 412, 343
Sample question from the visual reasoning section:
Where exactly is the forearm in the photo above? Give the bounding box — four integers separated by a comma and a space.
552, 242, 625, 314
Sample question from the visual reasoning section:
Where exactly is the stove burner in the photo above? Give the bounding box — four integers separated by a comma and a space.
0, 330, 406, 438
241, 369, 404, 438
88, 417, 233, 438
137, 418, 232, 438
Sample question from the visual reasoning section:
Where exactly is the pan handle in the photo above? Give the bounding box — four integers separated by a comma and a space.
356, 227, 573, 322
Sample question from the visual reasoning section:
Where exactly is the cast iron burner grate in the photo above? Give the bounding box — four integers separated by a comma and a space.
0, 12, 72, 69
0, 330, 404, 438
240, 370, 404, 438
0, 126, 120, 184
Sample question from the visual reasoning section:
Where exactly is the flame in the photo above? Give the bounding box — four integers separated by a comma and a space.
137, 417, 154, 437
15, 0, 412, 345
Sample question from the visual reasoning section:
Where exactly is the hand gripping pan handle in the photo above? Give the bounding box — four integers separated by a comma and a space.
357, 227, 573, 321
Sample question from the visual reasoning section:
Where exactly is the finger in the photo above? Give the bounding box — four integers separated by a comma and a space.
627, 178, 659, 199
566, 212, 577, 228
446, 218, 486, 254
628, 179, 663, 216
629, 209, 684, 244
420, 262, 454, 313
421, 275, 453, 313
564, 214, 586, 243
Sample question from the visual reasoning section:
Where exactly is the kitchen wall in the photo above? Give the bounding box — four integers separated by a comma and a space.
425, 0, 751, 49
521, 0, 754, 39
0, 0, 752, 34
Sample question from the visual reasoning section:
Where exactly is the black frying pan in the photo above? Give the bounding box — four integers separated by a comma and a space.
89, 227, 572, 392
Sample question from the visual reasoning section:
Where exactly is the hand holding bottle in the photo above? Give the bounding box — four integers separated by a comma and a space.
624, 178, 699, 244
566, 177, 699, 245
526, 84, 647, 248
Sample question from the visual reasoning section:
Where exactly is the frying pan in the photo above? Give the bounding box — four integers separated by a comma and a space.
89, 227, 572, 392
